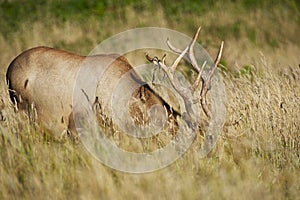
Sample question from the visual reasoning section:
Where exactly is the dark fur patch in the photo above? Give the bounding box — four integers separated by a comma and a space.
24, 79, 29, 89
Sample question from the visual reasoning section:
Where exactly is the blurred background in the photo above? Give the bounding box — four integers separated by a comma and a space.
0, 0, 299, 73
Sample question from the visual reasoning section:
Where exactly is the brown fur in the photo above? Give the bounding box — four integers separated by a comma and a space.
6, 46, 171, 136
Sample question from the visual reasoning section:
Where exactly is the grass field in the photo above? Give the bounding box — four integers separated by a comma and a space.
0, 0, 299, 199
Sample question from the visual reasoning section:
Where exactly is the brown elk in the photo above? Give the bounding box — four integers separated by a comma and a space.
6, 27, 223, 138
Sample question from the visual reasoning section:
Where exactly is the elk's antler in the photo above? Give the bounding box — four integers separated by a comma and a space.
146, 27, 224, 119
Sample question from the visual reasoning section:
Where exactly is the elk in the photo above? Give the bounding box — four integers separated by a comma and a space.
6, 27, 223, 140
6, 47, 170, 136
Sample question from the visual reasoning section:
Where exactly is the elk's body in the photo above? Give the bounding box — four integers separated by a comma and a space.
6, 46, 166, 135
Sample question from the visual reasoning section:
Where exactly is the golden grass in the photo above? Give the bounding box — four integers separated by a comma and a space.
0, 3, 299, 200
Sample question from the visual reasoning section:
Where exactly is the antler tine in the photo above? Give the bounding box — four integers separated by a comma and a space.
189, 27, 201, 50
162, 54, 167, 65
205, 41, 224, 86
145, 53, 156, 62
167, 27, 202, 73
191, 60, 207, 92
170, 47, 188, 73
187, 27, 201, 72
200, 41, 224, 118
166, 38, 182, 54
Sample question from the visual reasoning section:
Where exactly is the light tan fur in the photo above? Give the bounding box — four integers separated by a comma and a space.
6, 46, 169, 135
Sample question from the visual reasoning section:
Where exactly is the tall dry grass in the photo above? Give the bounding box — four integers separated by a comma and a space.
0, 2, 299, 199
